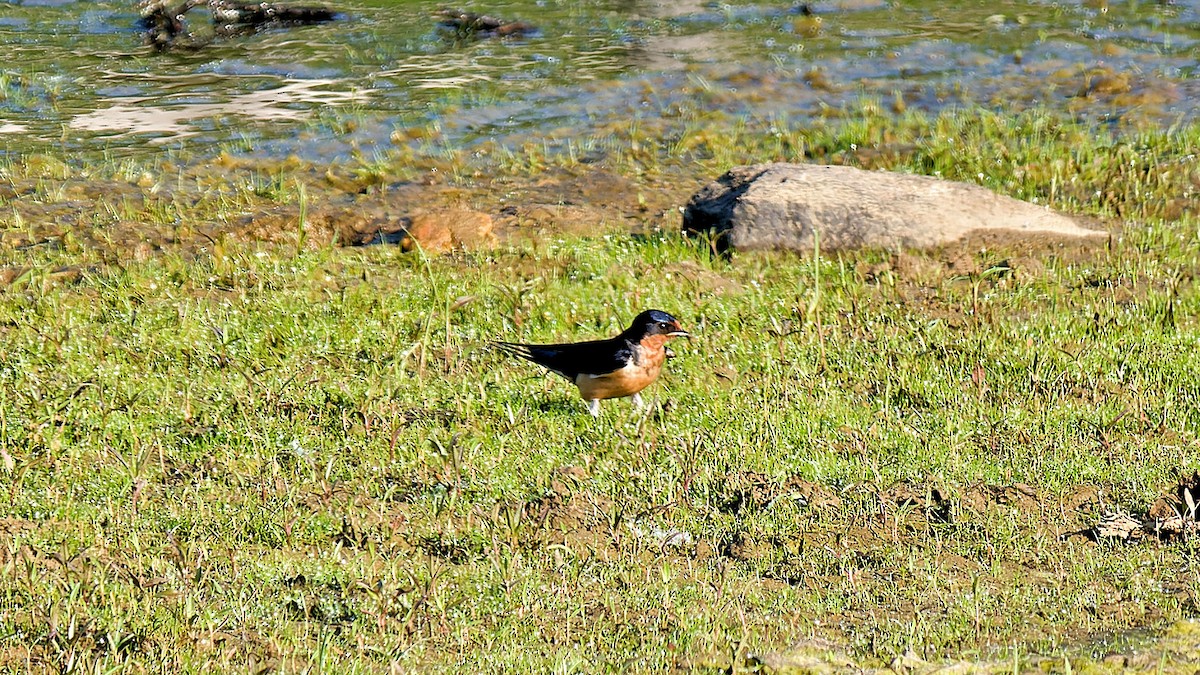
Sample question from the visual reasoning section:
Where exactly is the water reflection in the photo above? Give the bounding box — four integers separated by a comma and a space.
69, 79, 370, 141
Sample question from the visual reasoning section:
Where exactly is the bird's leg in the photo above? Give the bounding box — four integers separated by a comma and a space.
631, 392, 644, 410
588, 399, 601, 417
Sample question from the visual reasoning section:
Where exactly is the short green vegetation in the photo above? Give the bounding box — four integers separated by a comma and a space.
2, 107, 1200, 672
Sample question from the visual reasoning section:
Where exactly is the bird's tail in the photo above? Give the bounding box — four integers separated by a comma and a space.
491, 341, 540, 363
493, 341, 574, 382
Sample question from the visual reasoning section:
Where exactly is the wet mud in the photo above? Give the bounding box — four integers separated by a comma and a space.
0, 161, 683, 266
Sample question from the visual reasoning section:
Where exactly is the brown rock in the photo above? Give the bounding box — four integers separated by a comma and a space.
403, 209, 495, 254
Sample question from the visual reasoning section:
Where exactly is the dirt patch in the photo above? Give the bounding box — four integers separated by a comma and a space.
717, 471, 842, 515
523, 468, 619, 556
401, 465, 628, 562
961, 483, 1042, 515
721, 530, 777, 563
230, 205, 497, 253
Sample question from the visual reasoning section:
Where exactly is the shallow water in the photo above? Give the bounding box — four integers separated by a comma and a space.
1, 0, 1198, 163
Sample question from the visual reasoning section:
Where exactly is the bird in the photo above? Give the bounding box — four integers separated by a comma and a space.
494, 309, 689, 416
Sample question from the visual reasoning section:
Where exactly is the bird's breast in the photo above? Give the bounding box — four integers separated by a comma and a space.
574, 343, 666, 400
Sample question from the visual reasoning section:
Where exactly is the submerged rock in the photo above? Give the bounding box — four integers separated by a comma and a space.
434, 8, 536, 39
682, 163, 1105, 252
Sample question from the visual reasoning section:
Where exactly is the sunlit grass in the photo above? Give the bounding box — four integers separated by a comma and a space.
1, 211, 1200, 670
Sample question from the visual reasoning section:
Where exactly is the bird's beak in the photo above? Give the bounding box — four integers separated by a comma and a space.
668, 323, 690, 338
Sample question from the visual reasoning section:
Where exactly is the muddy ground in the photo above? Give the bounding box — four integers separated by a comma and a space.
0, 159, 676, 261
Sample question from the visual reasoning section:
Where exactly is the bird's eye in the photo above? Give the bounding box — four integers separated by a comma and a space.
658, 321, 670, 329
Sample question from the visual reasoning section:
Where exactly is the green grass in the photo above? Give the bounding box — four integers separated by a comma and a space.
3, 106, 1200, 671
3, 225, 1200, 672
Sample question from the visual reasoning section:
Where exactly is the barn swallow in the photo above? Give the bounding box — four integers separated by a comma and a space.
494, 309, 689, 416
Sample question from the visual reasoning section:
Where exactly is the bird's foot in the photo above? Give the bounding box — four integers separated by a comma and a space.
587, 399, 601, 417
631, 392, 644, 410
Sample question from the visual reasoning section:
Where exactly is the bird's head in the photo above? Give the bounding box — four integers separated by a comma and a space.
627, 309, 689, 341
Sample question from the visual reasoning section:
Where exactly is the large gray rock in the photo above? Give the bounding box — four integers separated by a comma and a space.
682, 163, 1105, 251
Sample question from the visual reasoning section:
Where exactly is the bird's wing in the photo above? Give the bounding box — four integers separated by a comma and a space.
493, 337, 633, 380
